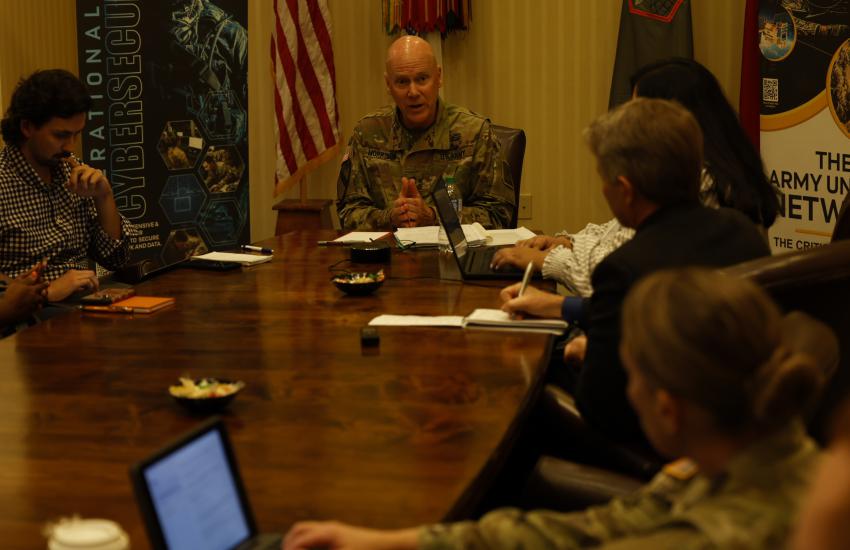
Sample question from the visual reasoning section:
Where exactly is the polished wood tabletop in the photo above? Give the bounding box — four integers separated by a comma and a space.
0, 230, 552, 549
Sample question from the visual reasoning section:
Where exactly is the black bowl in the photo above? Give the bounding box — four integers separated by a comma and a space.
332, 272, 385, 296
169, 378, 244, 414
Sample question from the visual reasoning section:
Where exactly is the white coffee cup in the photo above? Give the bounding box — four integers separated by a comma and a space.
45, 517, 129, 550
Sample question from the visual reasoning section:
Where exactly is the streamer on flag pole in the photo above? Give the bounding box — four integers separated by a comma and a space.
382, 0, 471, 36
271, 0, 340, 196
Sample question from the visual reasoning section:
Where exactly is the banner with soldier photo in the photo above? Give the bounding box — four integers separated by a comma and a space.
760, 0, 849, 252
76, 0, 249, 268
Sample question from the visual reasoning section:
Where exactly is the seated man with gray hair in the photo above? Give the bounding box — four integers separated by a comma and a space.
500, 97, 770, 449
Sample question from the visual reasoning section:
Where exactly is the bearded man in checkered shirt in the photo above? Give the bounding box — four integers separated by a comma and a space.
0, 69, 132, 302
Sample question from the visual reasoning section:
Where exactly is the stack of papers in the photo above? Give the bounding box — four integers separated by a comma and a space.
191, 252, 273, 265
368, 308, 567, 334
394, 225, 536, 248
395, 223, 489, 248
485, 227, 536, 246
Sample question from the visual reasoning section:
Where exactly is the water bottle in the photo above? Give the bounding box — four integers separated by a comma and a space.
445, 176, 463, 216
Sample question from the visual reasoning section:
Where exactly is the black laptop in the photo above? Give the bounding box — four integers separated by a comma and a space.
130, 418, 280, 550
432, 179, 535, 280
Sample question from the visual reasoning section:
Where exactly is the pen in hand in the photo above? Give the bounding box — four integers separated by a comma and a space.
511, 261, 535, 320
518, 261, 534, 298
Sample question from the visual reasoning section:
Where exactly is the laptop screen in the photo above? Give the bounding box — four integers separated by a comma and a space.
432, 180, 468, 258
133, 421, 253, 550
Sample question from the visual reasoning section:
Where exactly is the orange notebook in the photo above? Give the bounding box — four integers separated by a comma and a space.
80, 296, 175, 314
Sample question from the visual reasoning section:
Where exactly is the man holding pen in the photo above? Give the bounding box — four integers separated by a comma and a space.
0, 69, 132, 302
500, 98, 769, 449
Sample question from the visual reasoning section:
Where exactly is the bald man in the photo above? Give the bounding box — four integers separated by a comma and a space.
336, 36, 515, 230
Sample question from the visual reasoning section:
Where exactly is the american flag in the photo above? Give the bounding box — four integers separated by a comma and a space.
271, 0, 340, 196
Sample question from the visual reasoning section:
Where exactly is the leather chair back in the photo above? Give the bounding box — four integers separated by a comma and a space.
722, 239, 850, 443
832, 192, 850, 241
491, 124, 526, 228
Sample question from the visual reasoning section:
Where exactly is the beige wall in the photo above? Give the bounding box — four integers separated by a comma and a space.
0, 0, 746, 241
280, 0, 747, 238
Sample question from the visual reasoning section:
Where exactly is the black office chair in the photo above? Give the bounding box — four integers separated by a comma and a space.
491, 124, 527, 228
520, 240, 850, 511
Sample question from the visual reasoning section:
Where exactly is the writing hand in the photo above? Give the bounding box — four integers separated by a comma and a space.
500, 282, 564, 319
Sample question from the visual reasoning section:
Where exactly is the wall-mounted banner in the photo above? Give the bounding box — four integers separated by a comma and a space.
76, 0, 249, 267
760, 0, 849, 252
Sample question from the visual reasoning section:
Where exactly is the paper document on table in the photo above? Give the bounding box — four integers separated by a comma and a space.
394, 222, 488, 247
368, 314, 465, 327
462, 308, 568, 334
486, 227, 536, 247
191, 252, 272, 265
333, 231, 390, 243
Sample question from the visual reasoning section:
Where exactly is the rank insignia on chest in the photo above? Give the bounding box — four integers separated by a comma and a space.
449, 132, 461, 149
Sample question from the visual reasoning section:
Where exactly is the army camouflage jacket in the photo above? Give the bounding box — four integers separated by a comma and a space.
420, 421, 818, 549
336, 101, 514, 230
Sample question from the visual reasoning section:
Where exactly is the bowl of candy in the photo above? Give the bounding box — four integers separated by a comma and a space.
332, 270, 385, 296
169, 377, 245, 414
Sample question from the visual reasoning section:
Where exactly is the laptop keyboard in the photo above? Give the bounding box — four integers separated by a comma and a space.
462, 247, 521, 275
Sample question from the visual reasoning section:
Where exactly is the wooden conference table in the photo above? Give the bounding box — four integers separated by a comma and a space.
0, 230, 553, 549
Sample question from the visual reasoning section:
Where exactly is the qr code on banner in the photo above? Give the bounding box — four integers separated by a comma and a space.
763, 78, 779, 104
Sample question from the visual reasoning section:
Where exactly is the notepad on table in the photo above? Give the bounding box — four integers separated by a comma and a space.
330, 231, 390, 244
80, 296, 175, 314
462, 308, 568, 334
394, 223, 489, 247
485, 227, 537, 247
191, 251, 273, 265
368, 308, 567, 334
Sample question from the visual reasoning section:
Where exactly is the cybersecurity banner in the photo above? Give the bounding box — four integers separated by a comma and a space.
760, 0, 849, 252
76, 0, 249, 267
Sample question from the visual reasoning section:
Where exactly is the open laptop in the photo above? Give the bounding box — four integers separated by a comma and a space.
432, 178, 537, 280
130, 418, 281, 550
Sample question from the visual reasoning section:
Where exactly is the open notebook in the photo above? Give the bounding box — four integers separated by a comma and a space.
369, 308, 567, 334
191, 252, 272, 265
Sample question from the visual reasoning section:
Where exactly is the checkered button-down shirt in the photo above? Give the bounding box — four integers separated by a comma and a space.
0, 145, 132, 280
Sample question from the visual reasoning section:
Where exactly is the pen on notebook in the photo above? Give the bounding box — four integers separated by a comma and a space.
510, 262, 535, 321
241, 245, 273, 255
317, 240, 350, 246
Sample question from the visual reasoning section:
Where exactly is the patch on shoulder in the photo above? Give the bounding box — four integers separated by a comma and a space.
663, 458, 699, 481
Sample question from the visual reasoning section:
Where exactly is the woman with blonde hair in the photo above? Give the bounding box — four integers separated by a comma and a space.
282, 268, 834, 550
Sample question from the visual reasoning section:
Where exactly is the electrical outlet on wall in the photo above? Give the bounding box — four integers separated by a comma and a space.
518, 194, 532, 219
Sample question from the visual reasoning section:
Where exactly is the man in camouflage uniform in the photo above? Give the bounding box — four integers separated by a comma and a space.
337, 36, 514, 230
